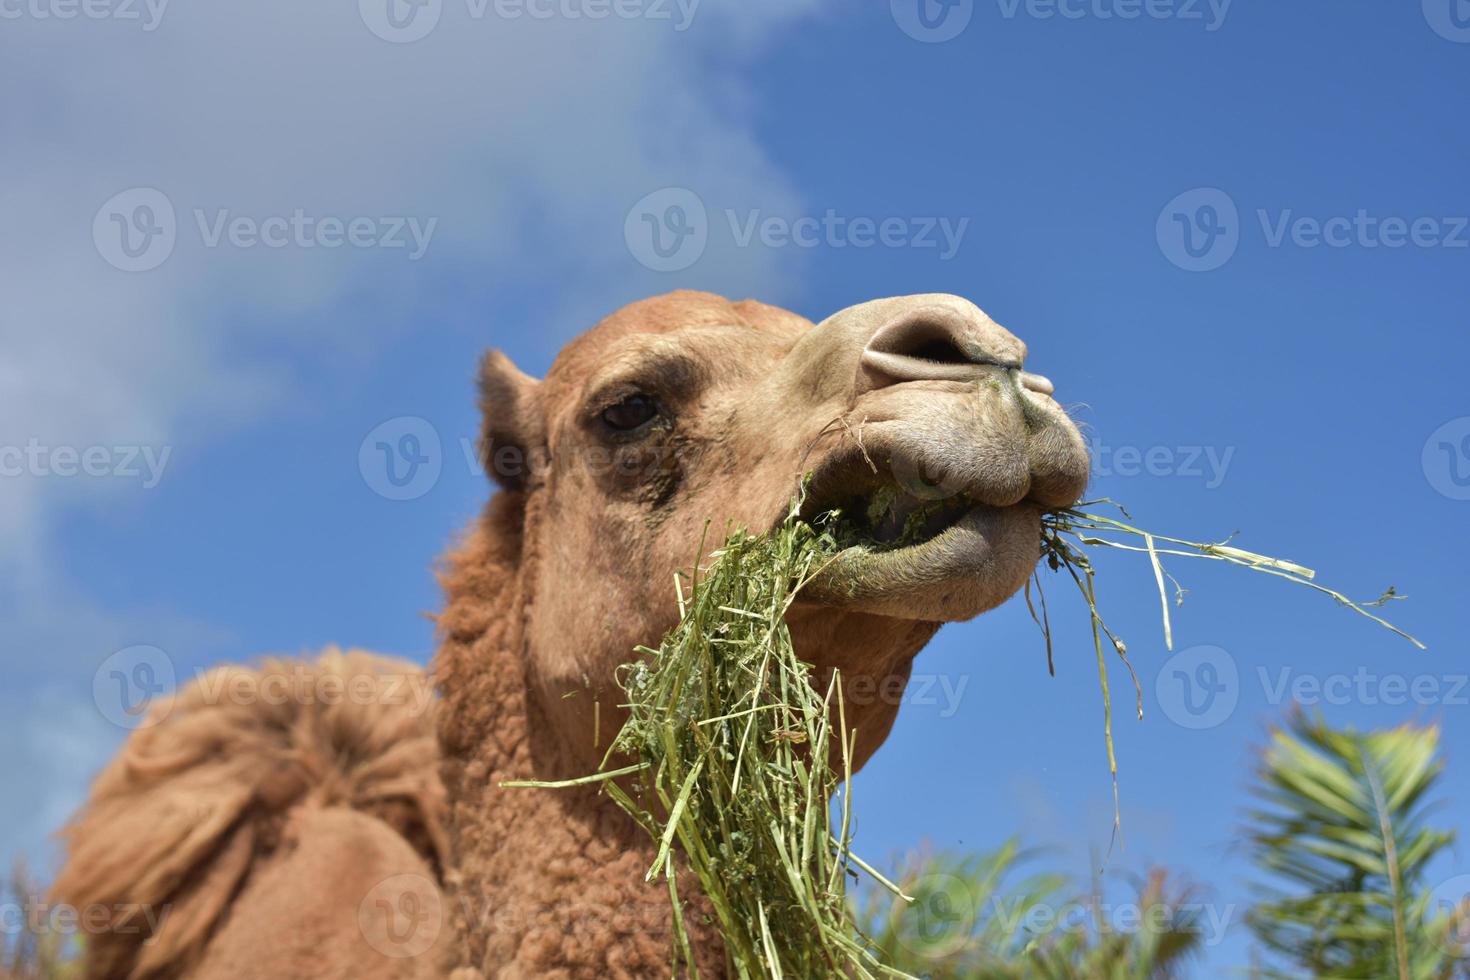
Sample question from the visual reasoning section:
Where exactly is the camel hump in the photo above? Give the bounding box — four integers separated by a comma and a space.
52, 648, 449, 980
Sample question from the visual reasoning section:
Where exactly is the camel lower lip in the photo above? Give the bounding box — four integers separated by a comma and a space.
800, 502, 1042, 622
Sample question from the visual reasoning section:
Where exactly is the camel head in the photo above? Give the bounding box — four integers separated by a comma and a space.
475, 290, 1089, 770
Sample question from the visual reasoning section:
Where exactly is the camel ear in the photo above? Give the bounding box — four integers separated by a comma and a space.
477, 350, 545, 491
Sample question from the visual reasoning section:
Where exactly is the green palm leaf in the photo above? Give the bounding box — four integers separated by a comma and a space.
1244, 711, 1469, 978
854, 843, 1203, 978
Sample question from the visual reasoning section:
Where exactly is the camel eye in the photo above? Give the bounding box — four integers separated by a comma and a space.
601, 393, 658, 432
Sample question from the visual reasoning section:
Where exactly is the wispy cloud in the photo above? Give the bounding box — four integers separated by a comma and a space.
0, 0, 823, 866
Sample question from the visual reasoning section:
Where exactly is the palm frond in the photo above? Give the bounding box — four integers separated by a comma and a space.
854, 843, 1204, 978
1244, 711, 1468, 979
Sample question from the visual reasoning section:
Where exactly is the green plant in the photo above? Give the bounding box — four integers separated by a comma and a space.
1244, 712, 1470, 979
854, 841, 1203, 978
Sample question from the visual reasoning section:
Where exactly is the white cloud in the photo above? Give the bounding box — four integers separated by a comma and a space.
0, 0, 823, 870
0, 0, 823, 566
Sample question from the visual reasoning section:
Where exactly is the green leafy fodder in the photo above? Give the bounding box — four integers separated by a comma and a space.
508, 504, 911, 979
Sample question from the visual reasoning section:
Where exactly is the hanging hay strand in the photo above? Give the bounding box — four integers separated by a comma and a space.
1039, 499, 1422, 854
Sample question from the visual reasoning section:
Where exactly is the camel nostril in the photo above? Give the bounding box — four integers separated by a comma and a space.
860, 306, 1020, 388
905, 335, 971, 366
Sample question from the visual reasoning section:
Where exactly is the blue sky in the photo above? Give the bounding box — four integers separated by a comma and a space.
3, 0, 1467, 973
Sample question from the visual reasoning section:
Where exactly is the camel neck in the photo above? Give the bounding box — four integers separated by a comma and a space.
432, 500, 725, 977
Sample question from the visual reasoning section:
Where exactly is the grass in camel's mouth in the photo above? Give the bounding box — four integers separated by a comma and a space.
507, 489, 1424, 980
818, 483, 976, 550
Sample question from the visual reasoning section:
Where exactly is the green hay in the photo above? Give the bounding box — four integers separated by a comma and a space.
1039, 499, 1422, 854
509, 499, 912, 978
510, 495, 1422, 978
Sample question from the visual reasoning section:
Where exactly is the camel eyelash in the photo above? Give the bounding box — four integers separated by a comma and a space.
586, 382, 659, 419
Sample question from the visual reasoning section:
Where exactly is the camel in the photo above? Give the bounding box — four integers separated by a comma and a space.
52, 290, 1090, 979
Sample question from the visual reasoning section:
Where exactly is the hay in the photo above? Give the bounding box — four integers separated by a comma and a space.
1038, 499, 1422, 851
510, 495, 1421, 978
509, 498, 910, 978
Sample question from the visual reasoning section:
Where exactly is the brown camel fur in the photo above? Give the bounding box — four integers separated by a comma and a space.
53, 290, 1090, 979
